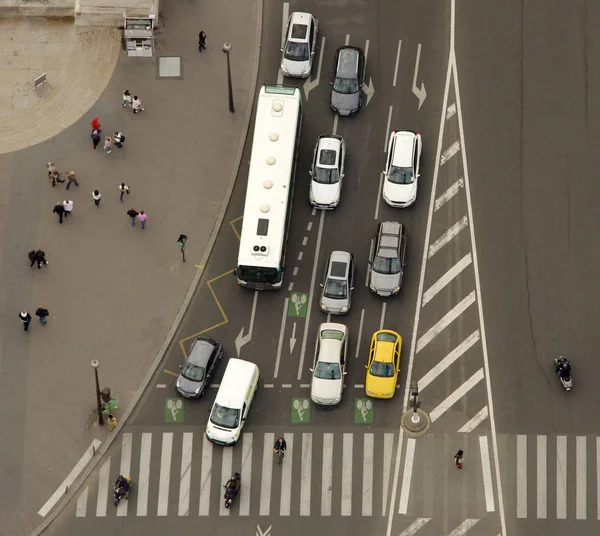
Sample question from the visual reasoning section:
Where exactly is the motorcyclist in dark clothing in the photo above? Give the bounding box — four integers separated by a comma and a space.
555, 358, 571, 378
225, 472, 241, 494
115, 475, 130, 494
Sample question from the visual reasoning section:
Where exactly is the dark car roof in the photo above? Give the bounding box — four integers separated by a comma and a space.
187, 338, 217, 366
336, 47, 361, 78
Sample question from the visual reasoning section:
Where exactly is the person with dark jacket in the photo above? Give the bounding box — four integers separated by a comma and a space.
91, 129, 101, 150
127, 208, 139, 227
28, 250, 38, 269
35, 249, 48, 268
35, 306, 49, 325
18, 310, 32, 331
53, 203, 65, 224
113, 131, 125, 148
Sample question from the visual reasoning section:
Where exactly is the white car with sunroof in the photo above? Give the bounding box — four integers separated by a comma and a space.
280, 12, 319, 78
309, 134, 345, 209
310, 323, 348, 405
382, 130, 422, 208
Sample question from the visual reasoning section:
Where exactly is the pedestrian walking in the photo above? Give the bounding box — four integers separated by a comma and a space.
127, 208, 139, 226
113, 131, 125, 148
35, 306, 49, 326
65, 171, 79, 190
18, 310, 32, 331
92, 190, 102, 207
63, 199, 74, 218
28, 250, 38, 269
49, 169, 64, 187
91, 129, 101, 150
454, 449, 464, 469
118, 182, 130, 202
35, 249, 48, 268
107, 414, 118, 431
122, 89, 132, 108
91, 117, 101, 131
45, 162, 57, 186
104, 137, 112, 154
199, 31, 207, 52
137, 210, 148, 230
53, 203, 65, 224
132, 96, 144, 114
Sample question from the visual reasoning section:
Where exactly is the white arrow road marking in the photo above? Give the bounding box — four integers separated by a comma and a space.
303, 36, 326, 101
398, 518, 431, 536
411, 43, 427, 110
289, 322, 297, 353
235, 291, 258, 356
256, 524, 272, 536
362, 77, 375, 106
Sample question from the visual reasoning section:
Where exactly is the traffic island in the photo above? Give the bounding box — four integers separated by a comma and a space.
401, 408, 431, 436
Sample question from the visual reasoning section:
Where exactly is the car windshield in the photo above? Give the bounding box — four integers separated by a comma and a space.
180, 362, 205, 382
377, 333, 397, 343
285, 41, 309, 61
324, 278, 347, 299
314, 166, 340, 185
315, 361, 342, 380
372, 255, 401, 275
333, 76, 359, 94
210, 403, 240, 429
238, 265, 282, 285
369, 361, 395, 377
388, 166, 414, 185
321, 329, 344, 341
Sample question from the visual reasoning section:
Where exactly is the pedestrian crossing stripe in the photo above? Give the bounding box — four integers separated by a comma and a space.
75, 431, 398, 518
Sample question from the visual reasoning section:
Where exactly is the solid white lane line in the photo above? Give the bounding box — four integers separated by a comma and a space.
446, 102, 456, 119
157, 433, 173, 516
398, 438, 416, 514
298, 209, 325, 380
362, 433, 374, 516
117, 433, 133, 517
418, 331, 480, 391
240, 433, 253, 516
457, 405, 488, 433
38, 439, 102, 517
355, 309, 365, 358
440, 140, 460, 165
366, 239, 374, 286
448, 519, 480, 535
364, 39, 370, 74
429, 368, 484, 422
597, 438, 600, 520
96, 458, 110, 517
382, 433, 394, 516
393, 40, 402, 87
219, 444, 233, 517
383, 106, 393, 153
453, 51, 507, 533
576, 436, 587, 519
345, 33, 350, 46
321, 433, 334, 516
556, 435, 567, 519
332, 114, 339, 136
398, 518, 431, 536
76, 487, 88, 517
281, 3, 289, 48
300, 433, 312, 516
416, 291, 476, 353
199, 435, 213, 515
341, 433, 353, 516
260, 433, 274, 516
178, 433, 193, 516
537, 435, 547, 519
280, 433, 293, 515
427, 216, 469, 258
379, 302, 387, 330
137, 433, 152, 516
434, 177, 464, 211
374, 172, 384, 220
422, 253, 472, 306
274, 298, 289, 378
516, 435, 527, 518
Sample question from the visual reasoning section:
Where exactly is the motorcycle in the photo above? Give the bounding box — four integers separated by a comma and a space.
554, 357, 573, 391
223, 473, 241, 508
113, 476, 132, 505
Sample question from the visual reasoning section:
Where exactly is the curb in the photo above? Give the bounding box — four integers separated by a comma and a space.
31, 0, 263, 532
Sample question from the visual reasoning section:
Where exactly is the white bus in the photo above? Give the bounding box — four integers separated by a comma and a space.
236, 85, 303, 289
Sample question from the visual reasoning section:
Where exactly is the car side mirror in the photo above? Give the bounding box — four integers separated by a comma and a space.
179, 365, 182, 369
329, 81, 333, 86
319, 283, 323, 287
308, 170, 312, 176
242, 416, 247, 422
311, 51, 316, 55
341, 174, 345, 179
309, 368, 314, 372
365, 365, 368, 369
280, 48, 284, 52
343, 371, 348, 375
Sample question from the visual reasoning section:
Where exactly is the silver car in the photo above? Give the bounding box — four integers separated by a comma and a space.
330, 46, 365, 116
368, 222, 407, 297
280, 12, 319, 79
176, 337, 223, 398
320, 251, 355, 315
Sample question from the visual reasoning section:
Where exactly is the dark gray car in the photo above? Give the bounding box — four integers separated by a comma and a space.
176, 337, 223, 398
330, 46, 365, 116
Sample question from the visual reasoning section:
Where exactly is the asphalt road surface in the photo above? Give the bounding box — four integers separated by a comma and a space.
43, 1, 600, 535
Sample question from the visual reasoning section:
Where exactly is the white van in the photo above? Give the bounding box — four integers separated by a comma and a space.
206, 358, 260, 445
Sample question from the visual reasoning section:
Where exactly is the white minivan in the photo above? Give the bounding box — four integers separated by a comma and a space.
206, 358, 260, 446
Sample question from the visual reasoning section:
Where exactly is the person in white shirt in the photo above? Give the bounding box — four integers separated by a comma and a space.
63, 199, 74, 218
132, 96, 144, 114
92, 190, 102, 207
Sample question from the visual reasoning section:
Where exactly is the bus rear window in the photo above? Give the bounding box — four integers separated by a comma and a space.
238, 266, 281, 285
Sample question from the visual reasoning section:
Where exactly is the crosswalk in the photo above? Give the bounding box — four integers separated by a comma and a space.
75, 430, 398, 518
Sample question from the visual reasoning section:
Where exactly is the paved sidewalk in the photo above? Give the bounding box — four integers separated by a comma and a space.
0, 0, 261, 534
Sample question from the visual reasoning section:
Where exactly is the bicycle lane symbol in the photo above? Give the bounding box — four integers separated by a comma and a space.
355, 398, 374, 424
291, 398, 311, 423
165, 398, 184, 423
288, 292, 308, 318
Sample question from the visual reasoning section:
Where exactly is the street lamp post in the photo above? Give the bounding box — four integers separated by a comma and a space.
91, 360, 104, 426
222, 42, 235, 113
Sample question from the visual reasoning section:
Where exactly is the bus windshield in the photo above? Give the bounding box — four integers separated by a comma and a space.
238, 265, 282, 285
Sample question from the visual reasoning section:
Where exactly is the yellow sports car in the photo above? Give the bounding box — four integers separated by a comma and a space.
365, 330, 402, 399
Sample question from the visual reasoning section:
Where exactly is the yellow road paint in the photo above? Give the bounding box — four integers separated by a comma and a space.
163, 369, 178, 377
195, 264, 204, 269
229, 215, 243, 241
